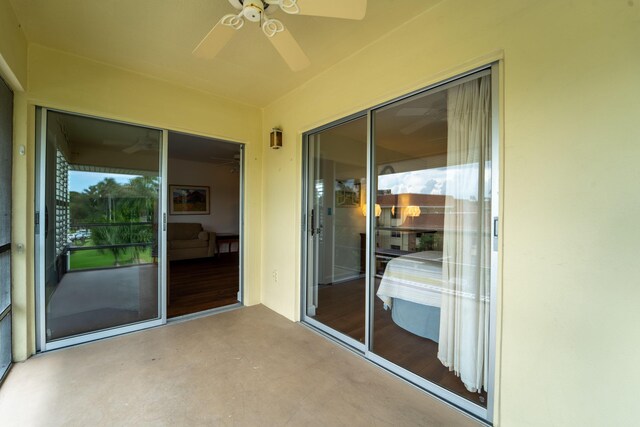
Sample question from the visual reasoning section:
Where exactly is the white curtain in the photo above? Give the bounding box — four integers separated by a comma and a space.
437, 75, 492, 393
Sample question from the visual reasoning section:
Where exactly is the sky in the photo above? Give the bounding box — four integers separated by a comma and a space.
378, 164, 491, 200
69, 171, 140, 193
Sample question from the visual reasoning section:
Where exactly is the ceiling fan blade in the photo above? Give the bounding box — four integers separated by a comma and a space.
396, 108, 430, 117
192, 18, 237, 59
266, 26, 310, 71
400, 117, 432, 136
103, 139, 127, 146
210, 156, 236, 164
293, 0, 367, 20
123, 144, 144, 154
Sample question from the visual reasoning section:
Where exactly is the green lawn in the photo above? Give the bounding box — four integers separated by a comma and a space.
70, 247, 153, 270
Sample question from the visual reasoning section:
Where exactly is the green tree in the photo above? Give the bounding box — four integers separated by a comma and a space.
77, 175, 158, 266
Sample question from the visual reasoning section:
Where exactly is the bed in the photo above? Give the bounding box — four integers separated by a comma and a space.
376, 250, 444, 342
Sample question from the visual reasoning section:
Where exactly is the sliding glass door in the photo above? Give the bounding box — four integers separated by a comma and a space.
303, 116, 368, 347
302, 66, 498, 421
370, 71, 494, 409
36, 109, 166, 350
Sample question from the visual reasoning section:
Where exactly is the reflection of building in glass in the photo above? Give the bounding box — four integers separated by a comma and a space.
374, 193, 488, 253
375, 194, 446, 252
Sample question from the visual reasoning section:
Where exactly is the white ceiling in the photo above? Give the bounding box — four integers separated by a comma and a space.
9, 0, 442, 106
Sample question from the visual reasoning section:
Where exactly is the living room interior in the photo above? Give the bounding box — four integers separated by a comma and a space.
1, 0, 638, 425
166, 132, 242, 318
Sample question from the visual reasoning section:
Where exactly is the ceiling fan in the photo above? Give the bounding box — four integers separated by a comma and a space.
397, 104, 447, 136
211, 154, 241, 173
121, 139, 158, 154
193, 0, 367, 71
103, 134, 159, 154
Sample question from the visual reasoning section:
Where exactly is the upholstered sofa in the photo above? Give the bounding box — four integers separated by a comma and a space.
167, 223, 217, 261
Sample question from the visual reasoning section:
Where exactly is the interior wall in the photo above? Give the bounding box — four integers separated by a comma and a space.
11, 43, 263, 361
168, 158, 240, 236
332, 198, 364, 281
332, 157, 366, 282
261, 0, 640, 426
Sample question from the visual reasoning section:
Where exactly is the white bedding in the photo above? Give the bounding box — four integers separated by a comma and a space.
376, 251, 444, 309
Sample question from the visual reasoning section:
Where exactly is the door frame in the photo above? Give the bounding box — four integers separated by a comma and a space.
0, 76, 13, 384
164, 131, 246, 316
34, 107, 168, 351
300, 111, 368, 353
299, 63, 500, 423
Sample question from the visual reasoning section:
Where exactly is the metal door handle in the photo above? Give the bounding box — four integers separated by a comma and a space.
310, 209, 315, 236
45, 205, 49, 239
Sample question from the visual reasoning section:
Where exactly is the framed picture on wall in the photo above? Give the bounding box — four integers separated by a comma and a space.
169, 185, 210, 215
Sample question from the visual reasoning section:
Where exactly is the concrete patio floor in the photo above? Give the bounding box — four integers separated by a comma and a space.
0, 305, 480, 426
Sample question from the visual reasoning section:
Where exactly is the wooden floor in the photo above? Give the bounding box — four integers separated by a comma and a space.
167, 253, 239, 318
314, 277, 488, 407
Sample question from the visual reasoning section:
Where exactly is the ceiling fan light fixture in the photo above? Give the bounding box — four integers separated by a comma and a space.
262, 19, 284, 37
220, 13, 244, 30
267, 0, 300, 15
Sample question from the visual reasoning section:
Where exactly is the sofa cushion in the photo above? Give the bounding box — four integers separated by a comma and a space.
198, 231, 209, 240
168, 223, 203, 240
170, 239, 208, 250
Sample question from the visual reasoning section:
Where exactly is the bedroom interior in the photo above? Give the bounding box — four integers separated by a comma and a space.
167, 132, 242, 318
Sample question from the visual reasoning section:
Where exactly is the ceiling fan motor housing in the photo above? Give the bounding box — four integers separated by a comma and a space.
241, 0, 264, 22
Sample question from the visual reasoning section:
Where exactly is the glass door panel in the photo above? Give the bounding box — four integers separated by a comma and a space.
370, 73, 492, 407
304, 116, 368, 344
40, 110, 163, 345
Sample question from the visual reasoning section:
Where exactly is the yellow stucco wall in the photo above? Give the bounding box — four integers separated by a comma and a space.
261, 0, 640, 425
0, 0, 27, 90
0, 0, 30, 361
8, 43, 263, 360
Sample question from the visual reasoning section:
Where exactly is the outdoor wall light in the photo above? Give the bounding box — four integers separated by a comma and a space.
270, 128, 283, 149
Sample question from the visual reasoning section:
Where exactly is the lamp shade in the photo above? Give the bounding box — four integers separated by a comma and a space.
405, 205, 421, 217
362, 203, 382, 217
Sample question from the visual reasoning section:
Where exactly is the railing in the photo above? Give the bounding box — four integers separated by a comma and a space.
64, 222, 156, 271
68, 242, 154, 252
70, 222, 154, 227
